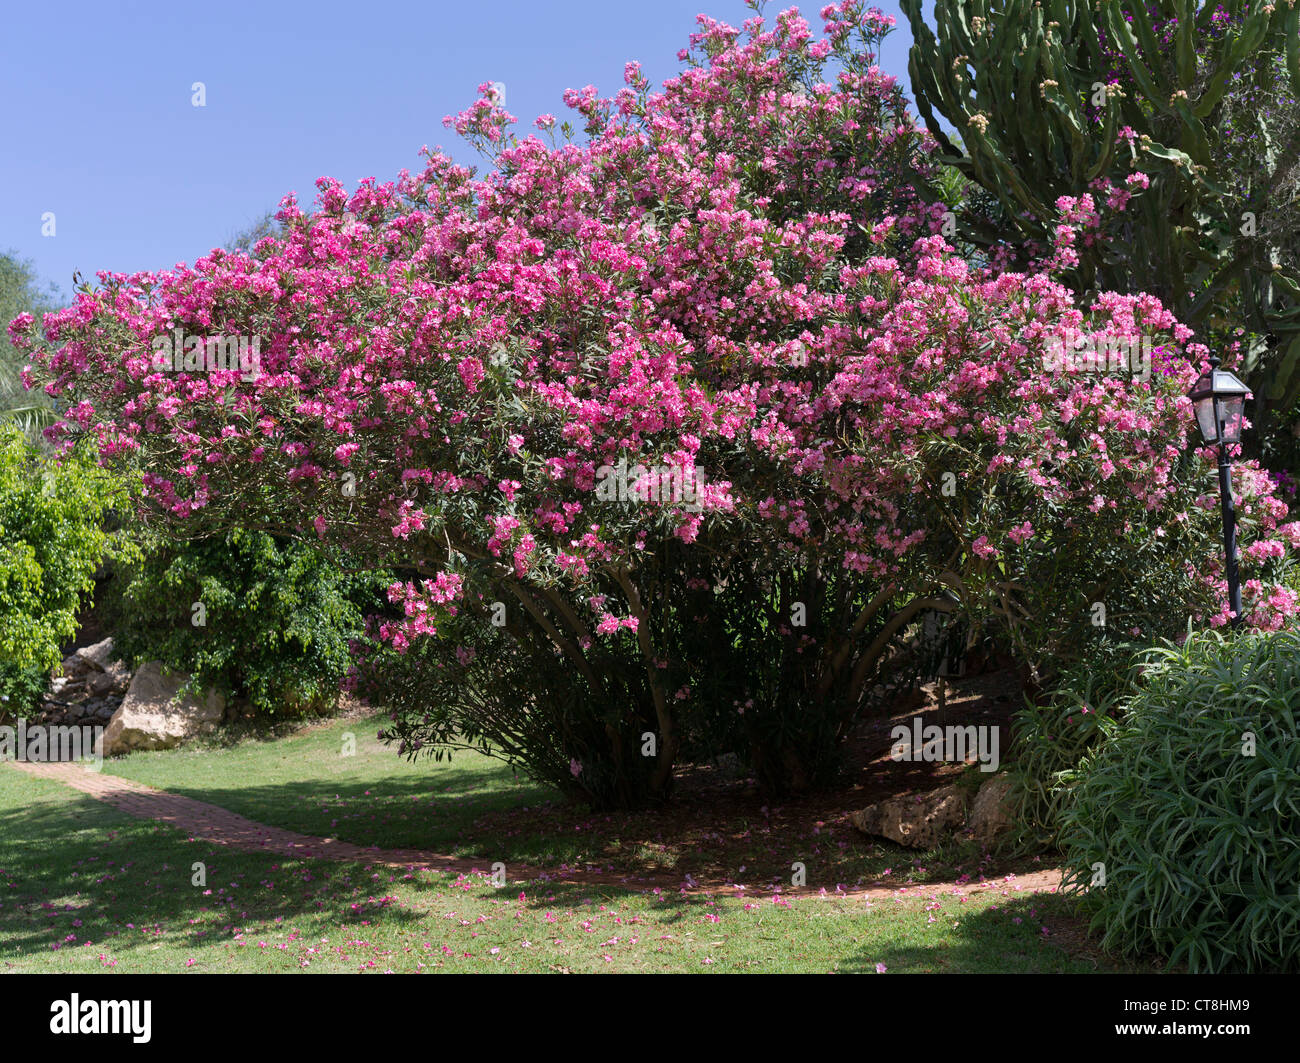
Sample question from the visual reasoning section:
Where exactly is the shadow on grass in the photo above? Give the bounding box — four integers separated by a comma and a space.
92, 757, 1065, 893
837, 892, 1160, 974
96, 693, 1065, 891
3, 773, 1122, 974
0, 788, 450, 963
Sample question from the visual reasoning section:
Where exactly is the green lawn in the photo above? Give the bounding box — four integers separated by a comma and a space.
103, 712, 554, 860
0, 763, 1144, 973
98, 712, 1048, 892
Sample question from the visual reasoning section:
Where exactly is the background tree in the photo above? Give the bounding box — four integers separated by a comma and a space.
902, 0, 1300, 418
224, 209, 288, 255
0, 251, 60, 442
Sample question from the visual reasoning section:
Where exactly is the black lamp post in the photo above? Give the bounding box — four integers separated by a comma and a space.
1188, 356, 1252, 628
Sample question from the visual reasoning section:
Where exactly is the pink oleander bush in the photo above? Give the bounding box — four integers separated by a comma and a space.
10, 1, 1299, 806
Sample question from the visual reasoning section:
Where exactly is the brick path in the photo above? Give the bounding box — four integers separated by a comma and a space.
4, 759, 1062, 901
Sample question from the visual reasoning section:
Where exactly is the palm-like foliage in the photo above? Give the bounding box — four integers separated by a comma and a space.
0, 251, 60, 446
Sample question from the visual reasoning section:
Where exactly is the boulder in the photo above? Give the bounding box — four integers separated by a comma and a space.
98, 662, 225, 756
849, 783, 970, 850
69, 638, 132, 692
74, 638, 115, 672
966, 773, 1017, 846
59, 655, 88, 679
86, 671, 118, 696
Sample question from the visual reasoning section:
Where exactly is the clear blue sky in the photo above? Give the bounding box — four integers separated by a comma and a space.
0, 0, 923, 305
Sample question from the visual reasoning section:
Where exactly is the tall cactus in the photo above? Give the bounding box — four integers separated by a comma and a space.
903, 0, 1300, 410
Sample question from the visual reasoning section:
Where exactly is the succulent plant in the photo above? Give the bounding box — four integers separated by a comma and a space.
904, 0, 1300, 408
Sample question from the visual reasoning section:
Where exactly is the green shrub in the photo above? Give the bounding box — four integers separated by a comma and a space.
667, 561, 929, 796
0, 660, 50, 722
360, 571, 675, 810
0, 425, 128, 672
1005, 635, 1146, 850
1059, 628, 1300, 973
106, 529, 390, 717
362, 556, 931, 807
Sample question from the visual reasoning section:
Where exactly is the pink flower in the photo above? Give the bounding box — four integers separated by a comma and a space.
457, 356, 485, 393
